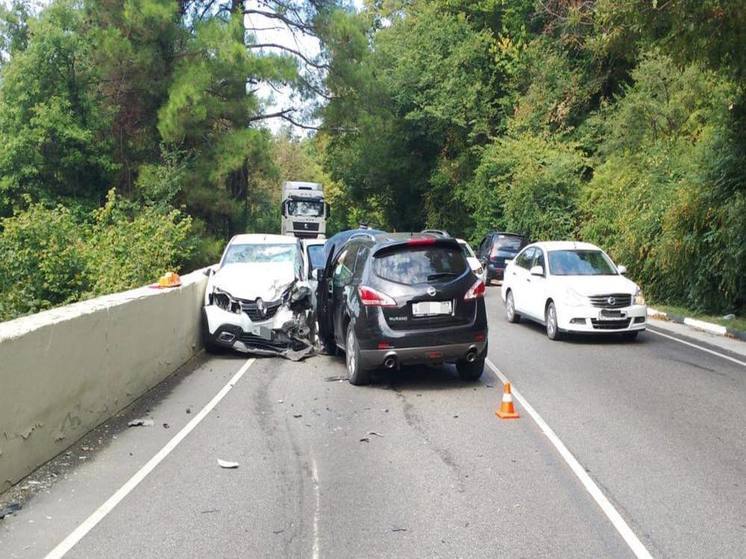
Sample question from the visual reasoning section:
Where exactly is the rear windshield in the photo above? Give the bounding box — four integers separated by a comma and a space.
494, 236, 523, 253
373, 246, 468, 285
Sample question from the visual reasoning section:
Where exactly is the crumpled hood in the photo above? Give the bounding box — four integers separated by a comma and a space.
550, 274, 638, 296
212, 263, 296, 301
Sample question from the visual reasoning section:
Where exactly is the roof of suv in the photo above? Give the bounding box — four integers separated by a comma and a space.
529, 241, 601, 251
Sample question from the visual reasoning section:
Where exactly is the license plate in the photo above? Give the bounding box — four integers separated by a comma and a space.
599, 309, 624, 319
249, 325, 273, 340
412, 301, 452, 317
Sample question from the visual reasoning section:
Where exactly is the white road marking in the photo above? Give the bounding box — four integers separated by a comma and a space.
486, 358, 654, 559
311, 456, 321, 559
44, 358, 256, 559
647, 328, 746, 367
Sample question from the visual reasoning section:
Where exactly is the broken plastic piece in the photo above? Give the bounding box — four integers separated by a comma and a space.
0, 503, 22, 519
128, 418, 154, 427
217, 458, 239, 469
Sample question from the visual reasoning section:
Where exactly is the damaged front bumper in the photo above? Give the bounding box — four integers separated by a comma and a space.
203, 296, 315, 361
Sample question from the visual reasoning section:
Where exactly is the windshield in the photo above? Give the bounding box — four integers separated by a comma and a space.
374, 247, 467, 285
223, 243, 297, 265
287, 199, 324, 217
548, 250, 617, 276
307, 244, 325, 271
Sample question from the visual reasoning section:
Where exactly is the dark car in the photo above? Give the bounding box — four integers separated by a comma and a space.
317, 233, 488, 385
476, 232, 528, 285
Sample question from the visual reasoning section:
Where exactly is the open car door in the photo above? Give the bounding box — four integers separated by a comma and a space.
316, 242, 337, 354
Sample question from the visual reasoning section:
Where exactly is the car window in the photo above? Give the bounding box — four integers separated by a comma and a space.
548, 250, 617, 276
478, 237, 488, 255
223, 243, 297, 265
514, 247, 535, 269
533, 249, 545, 273
352, 246, 370, 282
459, 242, 475, 259
373, 246, 467, 285
306, 244, 325, 271
333, 247, 357, 286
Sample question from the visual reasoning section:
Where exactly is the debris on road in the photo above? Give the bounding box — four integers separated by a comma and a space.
127, 418, 154, 427
391, 527, 408, 532
200, 509, 220, 514
293, 414, 303, 418
368, 431, 384, 438
217, 459, 239, 469
162, 423, 170, 429
0, 502, 22, 519
186, 408, 191, 414
325, 376, 348, 382
360, 437, 370, 443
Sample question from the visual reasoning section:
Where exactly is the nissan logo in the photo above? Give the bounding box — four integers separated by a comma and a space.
427, 287, 437, 297
607, 296, 616, 306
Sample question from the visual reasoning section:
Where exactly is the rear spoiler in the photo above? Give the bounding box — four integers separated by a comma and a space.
372, 236, 460, 258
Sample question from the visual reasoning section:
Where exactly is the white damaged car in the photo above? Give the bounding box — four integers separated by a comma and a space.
202, 234, 316, 359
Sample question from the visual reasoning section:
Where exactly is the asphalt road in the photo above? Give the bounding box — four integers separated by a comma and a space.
2, 288, 745, 558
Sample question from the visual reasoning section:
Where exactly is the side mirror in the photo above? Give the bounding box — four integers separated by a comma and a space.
617, 265, 627, 275
203, 266, 214, 277
504, 259, 513, 266
530, 265, 544, 276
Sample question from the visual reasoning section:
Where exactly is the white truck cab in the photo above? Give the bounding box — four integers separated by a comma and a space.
281, 181, 327, 239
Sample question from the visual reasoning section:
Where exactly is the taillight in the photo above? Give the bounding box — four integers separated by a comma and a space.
358, 286, 397, 307
464, 279, 485, 300
407, 238, 436, 247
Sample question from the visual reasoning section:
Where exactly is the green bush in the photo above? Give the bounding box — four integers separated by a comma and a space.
0, 190, 194, 321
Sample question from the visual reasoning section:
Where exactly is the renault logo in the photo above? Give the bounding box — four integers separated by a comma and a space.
256, 298, 265, 317
427, 287, 437, 297
607, 296, 616, 306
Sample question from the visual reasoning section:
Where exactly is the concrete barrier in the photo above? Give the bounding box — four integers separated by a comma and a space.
0, 270, 207, 492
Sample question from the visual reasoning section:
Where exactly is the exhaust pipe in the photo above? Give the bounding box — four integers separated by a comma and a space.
383, 356, 397, 369
465, 348, 478, 363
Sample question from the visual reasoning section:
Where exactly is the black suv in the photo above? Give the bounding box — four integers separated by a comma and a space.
476, 232, 528, 284
317, 233, 488, 385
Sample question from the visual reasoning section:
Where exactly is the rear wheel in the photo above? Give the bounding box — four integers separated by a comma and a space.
545, 302, 562, 341
346, 325, 370, 386
456, 355, 485, 381
505, 291, 520, 323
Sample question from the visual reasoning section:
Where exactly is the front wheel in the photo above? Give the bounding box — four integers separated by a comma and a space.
505, 291, 520, 323
545, 302, 562, 341
456, 355, 485, 381
346, 325, 370, 386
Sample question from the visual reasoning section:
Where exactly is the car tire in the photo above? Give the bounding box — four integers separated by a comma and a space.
346, 324, 370, 386
456, 355, 485, 381
505, 291, 521, 323
201, 312, 223, 354
545, 302, 562, 341
622, 331, 640, 341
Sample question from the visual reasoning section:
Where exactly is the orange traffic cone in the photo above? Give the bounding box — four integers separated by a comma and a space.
157, 271, 182, 288
496, 382, 519, 419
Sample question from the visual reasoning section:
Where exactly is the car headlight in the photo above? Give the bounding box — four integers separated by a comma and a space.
212, 288, 242, 314
565, 288, 587, 307
634, 287, 645, 306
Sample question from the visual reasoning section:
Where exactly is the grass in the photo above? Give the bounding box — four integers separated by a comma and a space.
649, 303, 746, 332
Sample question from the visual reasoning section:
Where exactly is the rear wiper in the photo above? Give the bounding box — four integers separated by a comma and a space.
427, 272, 458, 280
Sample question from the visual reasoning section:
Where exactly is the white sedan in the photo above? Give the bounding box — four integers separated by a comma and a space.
500, 241, 646, 340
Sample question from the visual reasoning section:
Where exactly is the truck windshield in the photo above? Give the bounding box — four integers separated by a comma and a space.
287, 200, 324, 217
